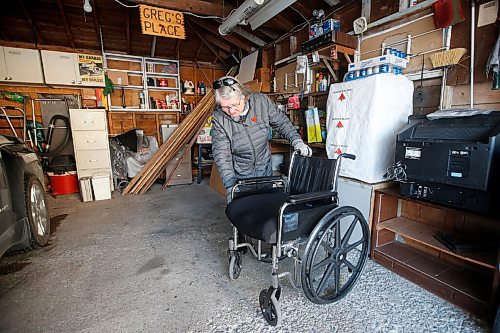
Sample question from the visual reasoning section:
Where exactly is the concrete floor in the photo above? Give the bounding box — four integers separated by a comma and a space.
0, 183, 488, 332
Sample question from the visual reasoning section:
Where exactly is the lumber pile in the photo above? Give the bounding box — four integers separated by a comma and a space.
123, 90, 215, 194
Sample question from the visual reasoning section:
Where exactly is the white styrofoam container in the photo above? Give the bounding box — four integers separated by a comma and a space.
91, 172, 111, 200
348, 54, 409, 71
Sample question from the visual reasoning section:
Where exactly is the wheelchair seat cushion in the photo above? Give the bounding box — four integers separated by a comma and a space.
225, 192, 290, 244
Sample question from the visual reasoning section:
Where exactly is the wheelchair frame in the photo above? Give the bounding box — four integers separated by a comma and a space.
227, 153, 370, 326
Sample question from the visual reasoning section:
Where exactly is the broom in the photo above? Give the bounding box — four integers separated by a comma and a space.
429, 48, 467, 68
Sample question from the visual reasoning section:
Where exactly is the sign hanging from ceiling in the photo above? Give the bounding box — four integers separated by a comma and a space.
139, 5, 185, 39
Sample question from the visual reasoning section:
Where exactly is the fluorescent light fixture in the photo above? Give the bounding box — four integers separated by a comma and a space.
247, 0, 297, 30
219, 0, 265, 35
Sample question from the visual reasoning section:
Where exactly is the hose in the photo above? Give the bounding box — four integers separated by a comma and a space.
40, 115, 71, 157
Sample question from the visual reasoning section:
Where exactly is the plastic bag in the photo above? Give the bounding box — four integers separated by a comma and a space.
305, 107, 322, 143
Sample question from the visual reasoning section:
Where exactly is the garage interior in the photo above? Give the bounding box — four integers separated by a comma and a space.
0, 0, 499, 332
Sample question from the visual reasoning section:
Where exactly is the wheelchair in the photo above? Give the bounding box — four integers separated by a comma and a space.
225, 152, 370, 326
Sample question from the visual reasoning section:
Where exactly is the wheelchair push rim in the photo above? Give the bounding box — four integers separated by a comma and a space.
301, 206, 369, 304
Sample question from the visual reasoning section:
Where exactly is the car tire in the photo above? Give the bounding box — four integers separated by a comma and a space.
24, 175, 50, 247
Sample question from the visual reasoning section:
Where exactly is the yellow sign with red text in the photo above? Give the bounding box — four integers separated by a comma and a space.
139, 5, 185, 39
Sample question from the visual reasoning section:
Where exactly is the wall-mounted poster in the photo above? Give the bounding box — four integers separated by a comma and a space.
77, 54, 105, 86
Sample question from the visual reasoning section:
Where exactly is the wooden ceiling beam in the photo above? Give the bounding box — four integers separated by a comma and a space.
291, 3, 313, 20
194, 42, 203, 62
259, 28, 280, 40
56, 0, 75, 49
267, 14, 296, 32
129, 0, 234, 17
204, 35, 232, 53
92, 0, 103, 52
126, 1, 131, 54
189, 19, 252, 53
186, 20, 226, 65
174, 39, 181, 59
18, 0, 44, 44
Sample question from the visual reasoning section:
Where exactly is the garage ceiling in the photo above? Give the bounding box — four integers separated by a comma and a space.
0, 0, 358, 65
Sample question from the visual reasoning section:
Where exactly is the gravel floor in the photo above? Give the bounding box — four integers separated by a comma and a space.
0, 183, 489, 332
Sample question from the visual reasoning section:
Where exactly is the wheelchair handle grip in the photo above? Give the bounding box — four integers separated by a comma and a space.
341, 153, 356, 160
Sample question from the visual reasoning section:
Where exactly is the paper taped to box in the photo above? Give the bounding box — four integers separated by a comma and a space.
326, 74, 413, 183
197, 116, 212, 144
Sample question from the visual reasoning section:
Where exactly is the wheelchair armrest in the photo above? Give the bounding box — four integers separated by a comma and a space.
287, 190, 337, 204
234, 176, 284, 186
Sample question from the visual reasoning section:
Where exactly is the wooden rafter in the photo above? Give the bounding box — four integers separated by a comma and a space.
0, 29, 8, 40
174, 39, 181, 59
194, 41, 203, 62
187, 20, 226, 65
56, 0, 75, 49
204, 34, 232, 53
189, 19, 252, 53
18, 0, 44, 44
126, 1, 131, 54
259, 28, 280, 40
268, 15, 296, 32
291, 3, 312, 20
92, 0, 102, 49
129, 0, 233, 17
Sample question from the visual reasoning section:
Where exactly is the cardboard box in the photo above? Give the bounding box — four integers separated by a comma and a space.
107, 70, 129, 86
196, 127, 212, 144
255, 68, 271, 92
348, 54, 409, 72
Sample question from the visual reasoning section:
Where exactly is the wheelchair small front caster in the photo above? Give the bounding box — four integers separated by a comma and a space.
259, 286, 282, 326
228, 251, 242, 280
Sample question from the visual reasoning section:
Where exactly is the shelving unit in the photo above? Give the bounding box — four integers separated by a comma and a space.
104, 53, 181, 112
371, 187, 500, 320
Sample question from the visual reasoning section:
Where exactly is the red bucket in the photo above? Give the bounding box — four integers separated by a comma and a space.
47, 171, 79, 196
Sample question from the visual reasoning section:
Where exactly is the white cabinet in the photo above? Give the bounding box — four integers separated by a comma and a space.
41, 51, 105, 87
0, 47, 44, 83
41, 50, 79, 85
69, 109, 113, 198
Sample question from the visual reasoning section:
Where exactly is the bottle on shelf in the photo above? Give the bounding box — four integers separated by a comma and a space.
200, 81, 206, 95
197, 81, 201, 95
139, 92, 145, 109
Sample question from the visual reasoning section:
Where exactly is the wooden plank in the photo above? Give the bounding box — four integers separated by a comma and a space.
123, 90, 215, 194
378, 217, 497, 269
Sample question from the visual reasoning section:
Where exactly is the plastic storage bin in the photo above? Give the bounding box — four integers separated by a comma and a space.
48, 171, 79, 196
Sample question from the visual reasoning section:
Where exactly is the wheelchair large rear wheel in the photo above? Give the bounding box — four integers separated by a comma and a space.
301, 206, 369, 304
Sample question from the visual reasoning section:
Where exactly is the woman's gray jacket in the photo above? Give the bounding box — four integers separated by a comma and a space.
211, 92, 301, 190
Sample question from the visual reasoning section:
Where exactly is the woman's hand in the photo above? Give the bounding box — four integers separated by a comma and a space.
293, 140, 312, 157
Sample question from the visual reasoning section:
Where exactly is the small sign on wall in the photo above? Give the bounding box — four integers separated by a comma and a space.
139, 5, 185, 39
77, 54, 104, 85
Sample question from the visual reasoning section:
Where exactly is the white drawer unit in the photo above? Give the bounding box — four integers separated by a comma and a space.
72, 131, 108, 150
70, 111, 107, 131
76, 150, 111, 170
69, 109, 113, 198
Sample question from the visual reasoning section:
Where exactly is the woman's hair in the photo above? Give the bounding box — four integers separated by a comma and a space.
214, 76, 251, 105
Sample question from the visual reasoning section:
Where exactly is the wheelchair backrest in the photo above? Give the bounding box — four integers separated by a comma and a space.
288, 154, 337, 195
